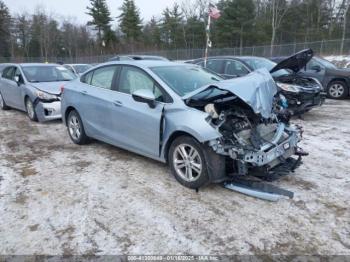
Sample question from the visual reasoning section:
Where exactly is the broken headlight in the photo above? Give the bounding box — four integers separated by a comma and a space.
36, 90, 58, 101
276, 82, 301, 93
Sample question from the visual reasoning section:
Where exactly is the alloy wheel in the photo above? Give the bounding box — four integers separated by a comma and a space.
329, 83, 345, 98
69, 115, 81, 141
173, 144, 202, 182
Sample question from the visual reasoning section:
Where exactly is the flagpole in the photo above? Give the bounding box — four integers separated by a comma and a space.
204, 10, 211, 68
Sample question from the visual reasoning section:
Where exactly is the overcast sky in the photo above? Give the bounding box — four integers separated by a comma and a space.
4, 0, 179, 24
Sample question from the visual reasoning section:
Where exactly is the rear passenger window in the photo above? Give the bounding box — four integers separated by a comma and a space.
90, 66, 117, 90
225, 60, 250, 76
206, 60, 224, 74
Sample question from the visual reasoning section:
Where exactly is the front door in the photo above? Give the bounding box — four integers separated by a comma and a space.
111, 66, 165, 158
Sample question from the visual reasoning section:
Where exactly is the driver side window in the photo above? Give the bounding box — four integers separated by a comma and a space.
118, 66, 164, 102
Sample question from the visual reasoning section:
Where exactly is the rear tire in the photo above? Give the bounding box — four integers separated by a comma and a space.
327, 81, 348, 99
0, 92, 10, 110
168, 136, 210, 189
25, 98, 38, 121
67, 110, 89, 145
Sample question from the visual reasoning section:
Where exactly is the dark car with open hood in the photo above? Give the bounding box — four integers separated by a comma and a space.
271, 54, 350, 99
187, 49, 326, 116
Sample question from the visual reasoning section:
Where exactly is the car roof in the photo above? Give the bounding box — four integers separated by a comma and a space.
65, 64, 91, 66
101, 60, 192, 68
194, 56, 269, 61
19, 63, 62, 67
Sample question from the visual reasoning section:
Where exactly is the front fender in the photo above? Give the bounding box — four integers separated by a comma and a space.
161, 107, 222, 160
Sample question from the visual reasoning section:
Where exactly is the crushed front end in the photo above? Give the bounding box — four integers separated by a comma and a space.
207, 108, 304, 178
185, 68, 306, 180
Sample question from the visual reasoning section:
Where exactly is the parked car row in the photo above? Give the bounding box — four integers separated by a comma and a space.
271, 54, 350, 99
0, 50, 344, 189
186, 49, 328, 116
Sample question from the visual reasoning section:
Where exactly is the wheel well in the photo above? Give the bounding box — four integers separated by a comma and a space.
163, 131, 198, 163
24, 95, 29, 103
328, 78, 348, 87
64, 106, 76, 125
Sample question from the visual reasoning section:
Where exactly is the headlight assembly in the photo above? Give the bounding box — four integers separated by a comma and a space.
36, 90, 58, 101
276, 82, 301, 93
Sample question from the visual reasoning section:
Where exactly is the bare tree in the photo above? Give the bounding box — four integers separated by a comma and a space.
270, 0, 289, 56
340, 0, 350, 54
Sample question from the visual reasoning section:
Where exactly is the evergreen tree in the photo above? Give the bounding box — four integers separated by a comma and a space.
0, 0, 11, 59
143, 17, 162, 49
213, 0, 255, 48
161, 3, 185, 49
118, 0, 142, 44
86, 0, 113, 43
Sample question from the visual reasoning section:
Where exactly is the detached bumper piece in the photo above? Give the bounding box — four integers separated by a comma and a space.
223, 154, 305, 202
223, 177, 294, 202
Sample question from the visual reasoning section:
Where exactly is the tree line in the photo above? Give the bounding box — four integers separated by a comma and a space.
0, 0, 349, 60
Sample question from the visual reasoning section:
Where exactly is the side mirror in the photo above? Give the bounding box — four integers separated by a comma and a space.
311, 65, 321, 72
14, 75, 20, 85
132, 89, 156, 108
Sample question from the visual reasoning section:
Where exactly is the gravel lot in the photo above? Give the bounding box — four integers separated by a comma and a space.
0, 99, 349, 255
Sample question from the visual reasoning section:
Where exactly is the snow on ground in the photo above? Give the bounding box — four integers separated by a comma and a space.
323, 55, 350, 68
0, 99, 349, 255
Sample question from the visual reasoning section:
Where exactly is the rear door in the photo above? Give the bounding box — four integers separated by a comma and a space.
76, 65, 121, 141
111, 65, 165, 158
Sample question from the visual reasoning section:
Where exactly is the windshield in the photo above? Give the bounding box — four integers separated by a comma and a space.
151, 65, 223, 96
241, 57, 290, 77
314, 57, 337, 69
73, 64, 93, 74
22, 65, 77, 82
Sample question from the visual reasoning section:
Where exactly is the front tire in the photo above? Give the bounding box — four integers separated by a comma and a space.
168, 136, 210, 189
67, 110, 89, 145
25, 98, 38, 121
327, 81, 348, 99
0, 92, 10, 110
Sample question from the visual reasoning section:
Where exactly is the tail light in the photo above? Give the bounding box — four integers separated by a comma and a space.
60, 85, 65, 94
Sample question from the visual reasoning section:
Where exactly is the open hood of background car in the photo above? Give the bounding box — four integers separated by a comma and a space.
270, 49, 313, 74
183, 68, 277, 119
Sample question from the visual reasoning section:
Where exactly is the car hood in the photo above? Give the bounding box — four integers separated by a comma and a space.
270, 49, 313, 74
29, 81, 70, 95
183, 68, 277, 119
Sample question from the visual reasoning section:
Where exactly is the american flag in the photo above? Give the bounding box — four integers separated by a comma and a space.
209, 4, 221, 20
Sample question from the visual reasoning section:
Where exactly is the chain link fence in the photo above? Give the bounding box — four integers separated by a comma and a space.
2, 39, 350, 64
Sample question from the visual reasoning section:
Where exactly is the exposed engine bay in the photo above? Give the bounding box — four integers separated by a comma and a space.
184, 69, 305, 179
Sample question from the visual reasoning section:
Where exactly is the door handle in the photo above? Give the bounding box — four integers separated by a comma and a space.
113, 100, 123, 107
81, 90, 88, 95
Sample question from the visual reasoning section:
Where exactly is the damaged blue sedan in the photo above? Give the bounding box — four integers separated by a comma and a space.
61, 61, 305, 189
